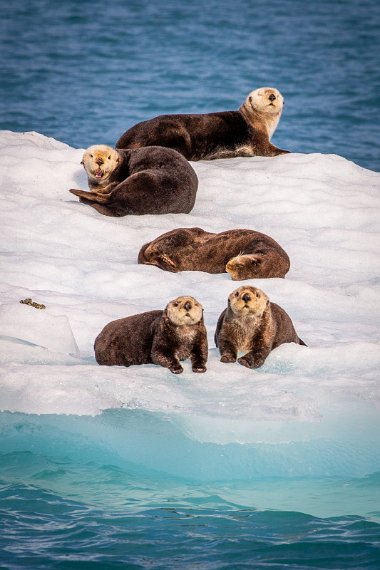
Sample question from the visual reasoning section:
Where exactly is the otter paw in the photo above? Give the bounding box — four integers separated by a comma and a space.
220, 354, 236, 363
169, 364, 183, 374
238, 355, 255, 368
192, 365, 207, 373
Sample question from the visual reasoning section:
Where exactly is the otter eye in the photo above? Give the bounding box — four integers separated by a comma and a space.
90, 154, 93, 158
108, 155, 111, 160
256, 293, 260, 298
173, 302, 179, 307
235, 292, 239, 297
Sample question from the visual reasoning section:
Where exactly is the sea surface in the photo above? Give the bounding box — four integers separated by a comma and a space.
1, 0, 380, 568
1, 0, 380, 171
1, 409, 380, 569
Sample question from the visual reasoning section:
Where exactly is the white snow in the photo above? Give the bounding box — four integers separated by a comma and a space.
0, 130, 379, 446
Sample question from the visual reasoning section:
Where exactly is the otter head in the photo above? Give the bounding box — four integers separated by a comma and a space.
228, 286, 269, 317
241, 87, 284, 138
81, 145, 120, 186
226, 254, 262, 281
139, 243, 177, 272
247, 87, 284, 114
165, 296, 203, 326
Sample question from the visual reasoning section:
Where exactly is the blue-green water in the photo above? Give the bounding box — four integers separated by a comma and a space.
1, 0, 380, 567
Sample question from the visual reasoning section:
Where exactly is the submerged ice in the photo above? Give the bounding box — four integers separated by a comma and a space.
0, 130, 379, 484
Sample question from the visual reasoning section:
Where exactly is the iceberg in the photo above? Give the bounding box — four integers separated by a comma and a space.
0, 130, 379, 491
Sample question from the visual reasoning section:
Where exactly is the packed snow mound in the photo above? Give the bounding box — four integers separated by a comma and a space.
0, 303, 79, 356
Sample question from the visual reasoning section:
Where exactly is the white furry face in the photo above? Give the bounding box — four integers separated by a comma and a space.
246, 87, 284, 115
166, 296, 203, 326
82, 145, 120, 184
228, 286, 269, 316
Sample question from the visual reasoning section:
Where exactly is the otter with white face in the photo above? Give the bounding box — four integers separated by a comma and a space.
215, 286, 306, 369
138, 227, 290, 280
81, 145, 120, 191
116, 87, 289, 160
69, 144, 198, 216
240, 87, 284, 140
94, 296, 208, 374
165, 296, 204, 326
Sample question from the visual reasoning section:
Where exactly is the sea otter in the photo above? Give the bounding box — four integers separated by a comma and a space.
69, 144, 198, 216
138, 227, 290, 279
115, 87, 289, 160
215, 286, 306, 368
95, 296, 208, 374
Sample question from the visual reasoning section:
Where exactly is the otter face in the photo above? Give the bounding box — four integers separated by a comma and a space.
81, 145, 120, 185
166, 296, 203, 326
226, 255, 261, 281
247, 87, 284, 115
141, 246, 177, 272
228, 286, 269, 317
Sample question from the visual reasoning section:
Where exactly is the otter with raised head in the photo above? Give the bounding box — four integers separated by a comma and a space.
215, 286, 306, 368
116, 87, 289, 160
138, 227, 290, 280
95, 296, 208, 374
69, 144, 198, 216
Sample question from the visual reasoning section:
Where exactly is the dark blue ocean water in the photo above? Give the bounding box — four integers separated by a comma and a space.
1, 0, 380, 171
1, 1, 380, 568
1, 410, 380, 569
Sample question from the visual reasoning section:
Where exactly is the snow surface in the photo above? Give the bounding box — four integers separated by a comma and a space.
0, 130, 379, 446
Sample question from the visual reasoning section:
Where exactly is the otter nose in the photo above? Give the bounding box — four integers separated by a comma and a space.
242, 294, 251, 303
268, 93, 276, 101
95, 157, 104, 165
184, 301, 192, 311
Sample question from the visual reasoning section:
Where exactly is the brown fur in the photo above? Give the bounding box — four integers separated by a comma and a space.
69, 145, 198, 216
215, 286, 306, 368
138, 227, 290, 279
95, 297, 208, 374
116, 88, 288, 160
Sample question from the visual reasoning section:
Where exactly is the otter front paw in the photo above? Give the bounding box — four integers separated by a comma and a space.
169, 364, 183, 374
192, 364, 207, 373
220, 353, 236, 363
238, 354, 266, 368
238, 355, 255, 368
